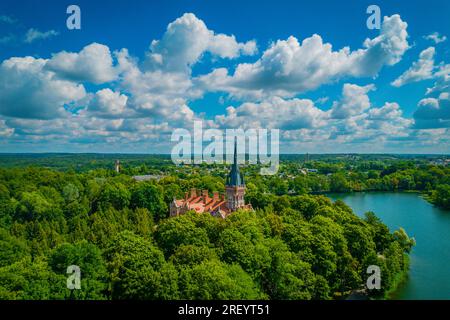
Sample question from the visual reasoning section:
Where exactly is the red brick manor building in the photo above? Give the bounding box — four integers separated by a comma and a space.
169, 141, 252, 219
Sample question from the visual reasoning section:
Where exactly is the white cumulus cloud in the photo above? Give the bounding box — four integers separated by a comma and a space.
24, 28, 59, 43
0, 56, 86, 119
424, 32, 447, 44
392, 47, 436, 87
214, 96, 327, 130
88, 89, 129, 116
413, 60, 450, 129
144, 13, 257, 73
198, 15, 409, 99
45, 43, 118, 84
331, 84, 375, 119
0, 120, 14, 137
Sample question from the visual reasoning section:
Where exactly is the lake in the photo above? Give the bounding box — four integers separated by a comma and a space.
328, 192, 450, 300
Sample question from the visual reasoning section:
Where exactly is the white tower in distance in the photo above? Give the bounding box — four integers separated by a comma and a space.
114, 160, 121, 173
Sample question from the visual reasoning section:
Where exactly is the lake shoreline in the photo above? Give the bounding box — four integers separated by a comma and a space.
385, 259, 410, 300
328, 192, 450, 300
320, 189, 449, 212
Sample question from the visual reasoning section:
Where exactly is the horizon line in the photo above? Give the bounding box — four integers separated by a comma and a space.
0, 152, 449, 156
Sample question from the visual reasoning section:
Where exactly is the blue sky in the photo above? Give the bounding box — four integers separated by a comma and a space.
0, 0, 449, 153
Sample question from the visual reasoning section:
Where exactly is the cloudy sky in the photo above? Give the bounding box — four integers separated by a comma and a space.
0, 0, 449, 154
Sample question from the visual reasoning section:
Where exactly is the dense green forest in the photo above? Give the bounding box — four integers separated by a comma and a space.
0, 163, 416, 300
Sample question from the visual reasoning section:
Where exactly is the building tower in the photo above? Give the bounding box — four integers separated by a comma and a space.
114, 160, 121, 173
225, 139, 246, 211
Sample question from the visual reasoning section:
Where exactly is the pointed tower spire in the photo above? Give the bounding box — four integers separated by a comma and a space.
234, 137, 238, 167
227, 137, 244, 187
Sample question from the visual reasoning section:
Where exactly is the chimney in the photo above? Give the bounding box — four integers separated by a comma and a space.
213, 192, 219, 202
190, 188, 197, 198
202, 190, 209, 201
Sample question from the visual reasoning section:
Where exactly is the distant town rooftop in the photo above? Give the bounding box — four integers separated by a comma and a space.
132, 175, 164, 181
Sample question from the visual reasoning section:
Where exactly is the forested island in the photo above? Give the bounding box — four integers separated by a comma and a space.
1, 153, 446, 300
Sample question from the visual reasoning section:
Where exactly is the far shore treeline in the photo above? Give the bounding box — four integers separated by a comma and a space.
0, 153, 448, 209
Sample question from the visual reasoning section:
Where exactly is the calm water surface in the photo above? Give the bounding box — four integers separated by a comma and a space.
328, 192, 450, 300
